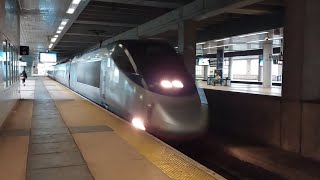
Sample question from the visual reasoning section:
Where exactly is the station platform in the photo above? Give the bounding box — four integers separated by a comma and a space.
197, 81, 281, 97
0, 77, 223, 180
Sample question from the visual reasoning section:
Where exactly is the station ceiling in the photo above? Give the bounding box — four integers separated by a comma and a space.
19, 0, 73, 58
19, 0, 286, 62
52, 0, 194, 59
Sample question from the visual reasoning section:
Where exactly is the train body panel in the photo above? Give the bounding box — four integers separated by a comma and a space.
54, 62, 70, 87
50, 40, 209, 138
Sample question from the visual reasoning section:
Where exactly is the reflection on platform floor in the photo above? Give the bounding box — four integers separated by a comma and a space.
197, 81, 281, 97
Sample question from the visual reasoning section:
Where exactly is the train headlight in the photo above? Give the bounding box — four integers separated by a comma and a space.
172, 80, 184, 88
160, 79, 184, 89
132, 117, 146, 131
161, 80, 173, 88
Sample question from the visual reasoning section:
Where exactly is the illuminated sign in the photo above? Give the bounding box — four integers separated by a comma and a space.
19, 62, 27, 66
198, 58, 210, 66
39, 52, 57, 63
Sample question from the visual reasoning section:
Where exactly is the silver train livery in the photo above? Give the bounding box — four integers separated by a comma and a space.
48, 40, 208, 139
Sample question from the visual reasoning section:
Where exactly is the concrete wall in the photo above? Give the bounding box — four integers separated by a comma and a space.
301, 102, 320, 161
204, 89, 282, 147
205, 89, 320, 162
0, 0, 20, 126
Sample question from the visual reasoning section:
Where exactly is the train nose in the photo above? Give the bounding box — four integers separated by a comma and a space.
150, 94, 208, 134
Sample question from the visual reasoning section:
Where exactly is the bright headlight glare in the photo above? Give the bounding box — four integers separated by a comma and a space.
172, 80, 184, 88
161, 80, 172, 88
132, 117, 146, 131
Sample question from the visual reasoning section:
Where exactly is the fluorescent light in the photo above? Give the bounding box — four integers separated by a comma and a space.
60, 19, 69, 26
246, 37, 283, 44
246, 39, 266, 43
58, 26, 64, 30
49, 44, 53, 48
272, 37, 283, 40
203, 44, 235, 49
214, 38, 230, 42
238, 32, 268, 38
54, 35, 58, 38
57, 30, 61, 34
67, 8, 75, 14
197, 42, 206, 45
51, 38, 57, 43
72, 0, 81, 5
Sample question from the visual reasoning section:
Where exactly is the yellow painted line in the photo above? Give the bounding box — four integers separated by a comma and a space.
73, 132, 170, 180
46, 79, 226, 180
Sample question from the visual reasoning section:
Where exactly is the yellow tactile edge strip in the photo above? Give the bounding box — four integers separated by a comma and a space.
46, 80, 226, 180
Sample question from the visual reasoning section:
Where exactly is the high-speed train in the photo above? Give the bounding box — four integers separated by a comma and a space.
48, 40, 208, 139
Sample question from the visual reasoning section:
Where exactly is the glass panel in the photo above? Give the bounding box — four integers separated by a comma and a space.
3, 40, 8, 88
6, 43, 11, 86
251, 59, 259, 75
111, 47, 135, 73
233, 60, 247, 75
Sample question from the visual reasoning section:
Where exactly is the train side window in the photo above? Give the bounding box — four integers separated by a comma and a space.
111, 47, 135, 73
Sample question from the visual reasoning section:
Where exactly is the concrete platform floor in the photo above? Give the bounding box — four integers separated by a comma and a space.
197, 81, 281, 97
0, 77, 223, 180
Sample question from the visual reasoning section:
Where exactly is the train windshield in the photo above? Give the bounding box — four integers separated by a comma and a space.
123, 41, 196, 96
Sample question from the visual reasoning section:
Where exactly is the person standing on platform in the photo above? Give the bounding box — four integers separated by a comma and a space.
20, 70, 27, 86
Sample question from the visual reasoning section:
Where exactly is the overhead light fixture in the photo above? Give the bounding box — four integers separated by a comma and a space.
67, 0, 81, 14
246, 37, 283, 44
67, 8, 75, 14
72, 0, 81, 5
196, 42, 206, 45
58, 26, 64, 30
246, 39, 266, 44
238, 32, 269, 38
214, 38, 230, 42
54, 35, 58, 38
57, 30, 61, 34
60, 19, 69, 26
51, 38, 57, 43
49, 44, 53, 48
272, 37, 283, 40
203, 44, 236, 49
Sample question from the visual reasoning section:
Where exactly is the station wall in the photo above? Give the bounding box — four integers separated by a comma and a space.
205, 89, 281, 146
0, 0, 21, 126
205, 89, 320, 162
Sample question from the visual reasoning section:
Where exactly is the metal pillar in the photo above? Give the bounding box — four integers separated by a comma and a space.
178, 20, 196, 79
228, 57, 233, 79
216, 48, 224, 78
263, 30, 273, 87
203, 65, 208, 80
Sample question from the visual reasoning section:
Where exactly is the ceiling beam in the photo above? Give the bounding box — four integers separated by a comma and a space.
64, 33, 112, 37
59, 40, 97, 44
197, 12, 284, 42
92, 0, 182, 9
74, 20, 138, 28
226, 8, 271, 15
97, 0, 265, 45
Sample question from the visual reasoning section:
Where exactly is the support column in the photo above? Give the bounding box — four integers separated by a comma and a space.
228, 57, 233, 79
263, 30, 273, 87
281, 0, 320, 159
216, 48, 224, 78
203, 65, 208, 81
178, 20, 196, 79
246, 59, 251, 75
258, 55, 263, 81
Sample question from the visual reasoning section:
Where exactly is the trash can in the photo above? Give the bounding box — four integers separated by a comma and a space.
223, 77, 231, 86
207, 75, 214, 85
